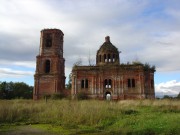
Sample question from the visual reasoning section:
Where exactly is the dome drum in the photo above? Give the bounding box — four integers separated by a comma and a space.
96, 36, 120, 66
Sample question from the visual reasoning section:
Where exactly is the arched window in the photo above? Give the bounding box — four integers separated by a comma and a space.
99, 55, 101, 62
105, 79, 108, 88
104, 54, 107, 62
113, 54, 115, 62
104, 79, 112, 88
109, 79, 112, 88
45, 60, 50, 73
108, 54, 111, 62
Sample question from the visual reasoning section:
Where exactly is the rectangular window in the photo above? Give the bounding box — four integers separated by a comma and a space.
128, 79, 131, 88
81, 80, 84, 88
81, 79, 88, 89
127, 79, 135, 88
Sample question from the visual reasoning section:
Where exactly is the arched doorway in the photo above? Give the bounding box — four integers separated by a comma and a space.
105, 91, 111, 100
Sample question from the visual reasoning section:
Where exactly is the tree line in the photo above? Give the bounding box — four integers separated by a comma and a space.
161, 93, 180, 100
0, 81, 33, 99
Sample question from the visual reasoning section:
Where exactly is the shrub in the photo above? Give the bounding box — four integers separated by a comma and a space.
76, 92, 88, 100
51, 93, 66, 100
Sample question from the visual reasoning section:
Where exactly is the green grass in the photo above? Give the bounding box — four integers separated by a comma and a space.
0, 99, 180, 134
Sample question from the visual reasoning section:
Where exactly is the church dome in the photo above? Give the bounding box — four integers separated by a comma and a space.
96, 36, 120, 66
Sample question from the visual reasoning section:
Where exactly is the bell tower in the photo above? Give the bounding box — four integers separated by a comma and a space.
33, 29, 65, 100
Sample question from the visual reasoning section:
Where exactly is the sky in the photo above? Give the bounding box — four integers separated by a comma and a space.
0, 0, 180, 97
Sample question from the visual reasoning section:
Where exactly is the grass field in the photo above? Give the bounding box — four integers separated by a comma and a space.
0, 99, 180, 135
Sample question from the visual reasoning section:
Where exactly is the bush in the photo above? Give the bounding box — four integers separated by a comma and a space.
76, 92, 88, 100
51, 93, 66, 100
176, 93, 180, 99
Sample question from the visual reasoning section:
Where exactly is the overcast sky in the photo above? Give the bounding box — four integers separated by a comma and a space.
0, 0, 180, 97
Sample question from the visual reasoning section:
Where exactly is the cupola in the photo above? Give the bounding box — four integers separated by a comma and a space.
96, 36, 120, 66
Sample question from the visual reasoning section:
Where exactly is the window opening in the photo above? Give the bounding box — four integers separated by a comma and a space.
81, 80, 84, 88
81, 79, 88, 88
127, 78, 136, 88
108, 54, 111, 62
104, 54, 107, 62
99, 55, 101, 62
113, 54, 115, 62
45, 60, 50, 73
104, 79, 112, 88
105, 92, 111, 100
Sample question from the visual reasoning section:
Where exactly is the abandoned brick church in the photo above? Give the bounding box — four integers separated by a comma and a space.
33, 29, 155, 100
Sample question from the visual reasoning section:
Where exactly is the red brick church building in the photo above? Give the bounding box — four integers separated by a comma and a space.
33, 29, 155, 100
33, 29, 65, 99
71, 36, 155, 100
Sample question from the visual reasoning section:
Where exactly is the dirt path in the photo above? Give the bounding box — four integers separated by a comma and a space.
0, 125, 59, 135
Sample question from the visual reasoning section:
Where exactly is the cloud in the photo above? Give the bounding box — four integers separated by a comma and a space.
0, 67, 34, 78
0, 0, 180, 88
155, 80, 180, 97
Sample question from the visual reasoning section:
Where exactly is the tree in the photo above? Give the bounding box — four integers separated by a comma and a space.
66, 73, 72, 90
73, 57, 82, 67
177, 92, 180, 99
0, 81, 33, 99
88, 50, 94, 66
163, 95, 173, 99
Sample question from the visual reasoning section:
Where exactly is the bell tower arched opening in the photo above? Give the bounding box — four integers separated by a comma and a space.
45, 60, 50, 73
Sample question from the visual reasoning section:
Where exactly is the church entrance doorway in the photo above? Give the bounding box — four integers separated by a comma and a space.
105, 91, 111, 100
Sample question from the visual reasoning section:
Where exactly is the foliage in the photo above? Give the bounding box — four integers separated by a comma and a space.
0, 81, 33, 99
163, 95, 173, 99
122, 61, 156, 71
132, 61, 143, 66
76, 92, 89, 100
177, 93, 180, 99
65, 73, 72, 90
0, 99, 179, 135
51, 93, 66, 100
73, 57, 82, 67
132, 62, 156, 71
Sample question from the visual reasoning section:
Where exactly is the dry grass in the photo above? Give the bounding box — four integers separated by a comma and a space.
0, 99, 180, 134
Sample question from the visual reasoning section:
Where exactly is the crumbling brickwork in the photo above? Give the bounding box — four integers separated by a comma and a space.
71, 36, 155, 100
33, 29, 65, 100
